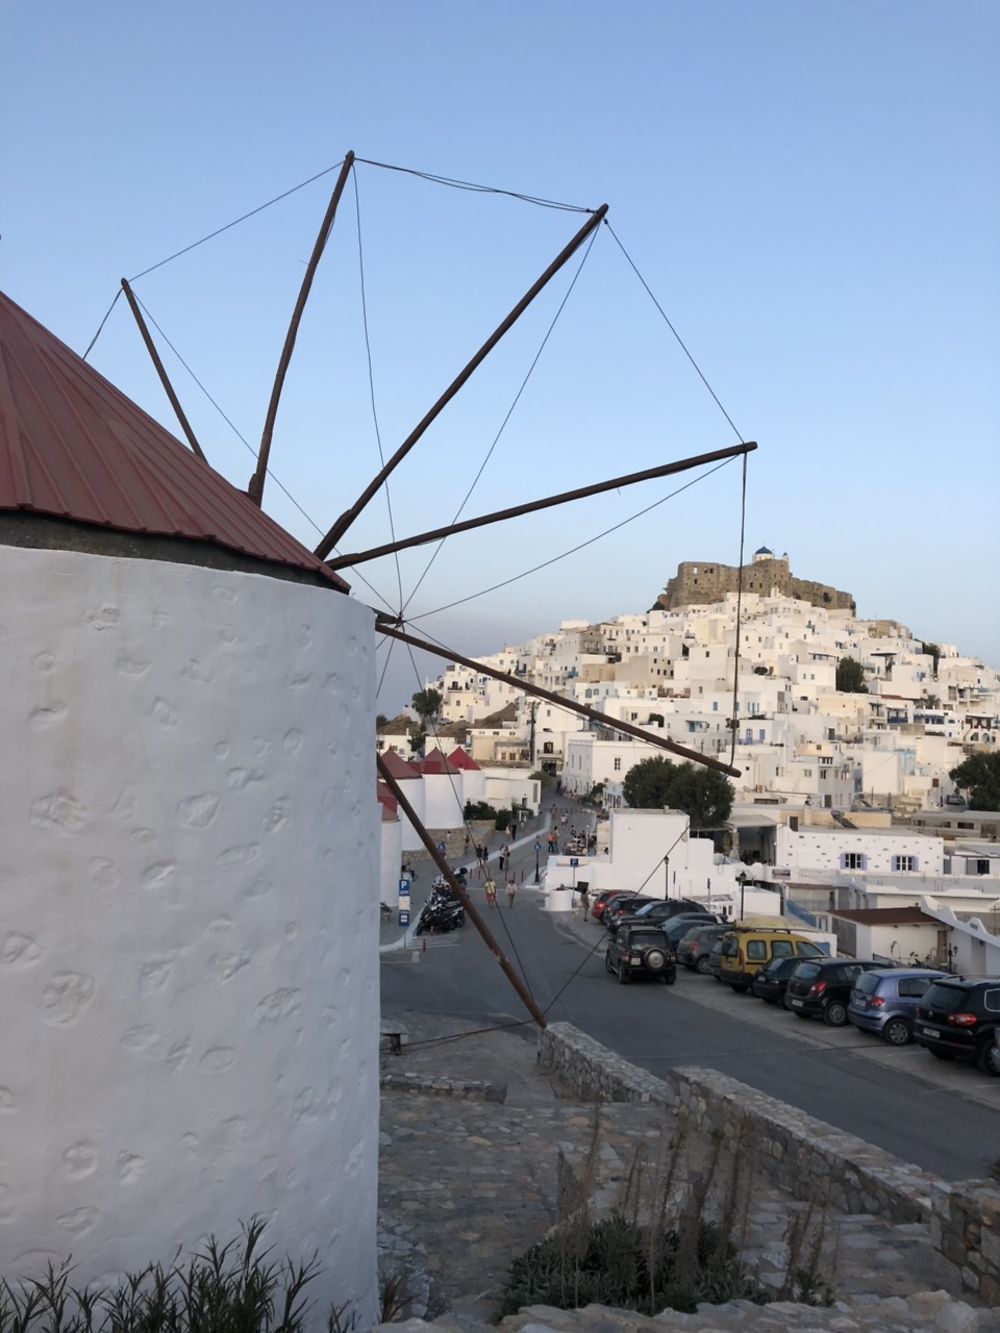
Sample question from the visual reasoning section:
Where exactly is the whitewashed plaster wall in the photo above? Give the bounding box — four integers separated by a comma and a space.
458, 768, 486, 804
0, 546, 379, 1327
394, 776, 426, 852
380, 813, 402, 904
421, 772, 464, 829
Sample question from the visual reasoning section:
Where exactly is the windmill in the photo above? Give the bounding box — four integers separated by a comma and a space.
0, 151, 753, 1308
111, 152, 754, 1024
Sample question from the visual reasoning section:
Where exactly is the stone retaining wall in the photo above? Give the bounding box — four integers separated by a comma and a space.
537, 1022, 999, 1301
381, 1071, 507, 1103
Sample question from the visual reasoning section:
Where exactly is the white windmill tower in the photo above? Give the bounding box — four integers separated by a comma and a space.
0, 291, 380, 1322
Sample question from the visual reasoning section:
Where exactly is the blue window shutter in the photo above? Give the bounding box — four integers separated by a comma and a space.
861, 855, 868, 871
839, 853, 846, 869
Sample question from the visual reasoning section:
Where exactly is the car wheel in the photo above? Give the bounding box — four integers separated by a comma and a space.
730, 984, 750, 994
695, 955, 712, 976
882, 1018, 911, 1047
617, 963, 631, 985
976, 1040, 1000, 1077
781, 991, 794, 1010
823, 1001, 848, 1027
929, 1049, 956, 1061
643, 948, 666, 973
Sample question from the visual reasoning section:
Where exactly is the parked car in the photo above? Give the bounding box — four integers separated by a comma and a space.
848, 968, 946, 1045
785, 958, 885, 1026
708, 937, 725, 983
720, 929, 826, 992
750, 955, 802, 1006
590, 891, 627, 923
612, 900, 713, 935
660, 913, 720, 952
677, 923, 729, 974
913, 977, 1000, 1074
603, 895, 659, 931
605, 924, 678, 986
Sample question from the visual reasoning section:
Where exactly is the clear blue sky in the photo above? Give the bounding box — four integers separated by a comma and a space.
5, 1, 998, 710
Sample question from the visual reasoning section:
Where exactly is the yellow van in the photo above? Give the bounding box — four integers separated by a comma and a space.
719, 927, 825, 992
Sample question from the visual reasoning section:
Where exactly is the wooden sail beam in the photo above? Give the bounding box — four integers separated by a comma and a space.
376, 753, 547, 1029
120, 280, 206, 461
377, 623, 742, 779
315, 203, 609, 558
328, 442, 756, 569
249, 150, 356, 505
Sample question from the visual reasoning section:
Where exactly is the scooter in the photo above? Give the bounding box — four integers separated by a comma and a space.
415, 878, 466, 935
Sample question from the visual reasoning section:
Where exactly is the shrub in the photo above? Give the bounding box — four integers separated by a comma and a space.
463, 800, 498, 821
498, 1212, 764, 1317
0, 1220, 336, 1333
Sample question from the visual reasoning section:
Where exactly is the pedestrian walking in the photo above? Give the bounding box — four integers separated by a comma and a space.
484, 876, 497, 909
463, 832, 471, 854
498, 850, 506, 875
506, 878, 517, 909
579, 886, 590, 921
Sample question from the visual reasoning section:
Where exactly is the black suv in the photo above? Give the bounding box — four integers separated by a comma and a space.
785, 958, 885, 1026
605, 924, 677, 986
914, 977, 1000, 1074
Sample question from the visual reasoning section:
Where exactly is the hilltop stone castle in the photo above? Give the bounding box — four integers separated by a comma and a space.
655, 547, 856, 613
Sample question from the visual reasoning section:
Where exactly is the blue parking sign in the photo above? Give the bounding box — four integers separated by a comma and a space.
398, 909, 410, 927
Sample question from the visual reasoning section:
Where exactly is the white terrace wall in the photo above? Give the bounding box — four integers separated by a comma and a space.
394, 774, 427, 853
421, 772, 465, 829
0, 546, 379, 1326
380, 812, 403, 905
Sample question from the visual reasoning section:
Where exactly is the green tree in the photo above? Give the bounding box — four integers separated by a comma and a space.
410, 688, 443, 725
646, 713, 665, 727
376, 713, 389, 731
920, 641, 942, 677
622, 757, 733, 829
949, 754, 1000, 811
836, 657, 868, 693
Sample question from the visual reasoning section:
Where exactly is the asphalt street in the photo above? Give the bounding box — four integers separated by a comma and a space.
382, 797, 1000, 1182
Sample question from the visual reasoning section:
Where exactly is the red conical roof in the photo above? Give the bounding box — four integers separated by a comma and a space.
447, 745, 481, 772
418, 747, 460, 775
379, 748, 421, 780
0, 292, 348, 589
376, 781, 399, 820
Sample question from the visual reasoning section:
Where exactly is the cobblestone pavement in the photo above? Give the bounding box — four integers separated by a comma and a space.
378, 1014, 972, 1326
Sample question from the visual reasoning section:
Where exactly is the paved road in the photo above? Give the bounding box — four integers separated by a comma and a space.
382, 799, 1000, 1182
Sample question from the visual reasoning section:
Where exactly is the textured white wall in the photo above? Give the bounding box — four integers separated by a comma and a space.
0, 546, 379, 1327
394, 777, 426, 852
422, 773, 464, 830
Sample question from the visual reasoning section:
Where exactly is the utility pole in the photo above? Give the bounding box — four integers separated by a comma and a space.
528, 699, 538, 768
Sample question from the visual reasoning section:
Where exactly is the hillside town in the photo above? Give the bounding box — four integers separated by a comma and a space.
378, 549, 1000, 973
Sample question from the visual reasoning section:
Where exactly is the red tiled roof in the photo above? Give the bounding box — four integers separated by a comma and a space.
0, 292, 348, 590
376, 782, 399, 820
418, 747, 460, 775
448, 746, 481, 772
379, 749, 421, 780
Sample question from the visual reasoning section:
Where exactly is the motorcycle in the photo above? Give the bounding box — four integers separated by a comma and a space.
414, 876, 466, 935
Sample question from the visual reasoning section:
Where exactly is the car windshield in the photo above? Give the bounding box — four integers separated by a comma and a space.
923, 983, 969, 1013
855, 972, 883, 995
632, 902, 655, 916
795, 962, 821, 981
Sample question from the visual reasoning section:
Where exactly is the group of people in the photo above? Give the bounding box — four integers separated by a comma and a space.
483, 875, 517, 909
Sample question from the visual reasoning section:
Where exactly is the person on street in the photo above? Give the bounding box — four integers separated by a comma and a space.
579, 886, 590, 921
506, 878, 517, 909
484, 876, 497, 909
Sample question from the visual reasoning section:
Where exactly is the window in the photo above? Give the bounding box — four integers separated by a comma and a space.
542, 742, 554, 755
771, 940, 793, 958
985, 990, 1000, 1013
745, 940, 768, 961
892, 855, 917, 872
795, 941, 824, 956
898, 978, 932, 998
843, 852, 866, 870
613, 758, 621, 772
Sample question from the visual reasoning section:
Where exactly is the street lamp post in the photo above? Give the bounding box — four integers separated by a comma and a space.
534, 845, 540, 885
736, 871, 749, 922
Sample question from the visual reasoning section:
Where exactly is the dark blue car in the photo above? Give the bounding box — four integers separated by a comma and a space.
848, 967, 945, 1045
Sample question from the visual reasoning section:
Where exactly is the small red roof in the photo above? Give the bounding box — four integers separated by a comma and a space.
418, 747, 460, 776
376, 782, 399, 821
0, 292, 348, 589
379, 748, 421, 780
448, 745, 481, 772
